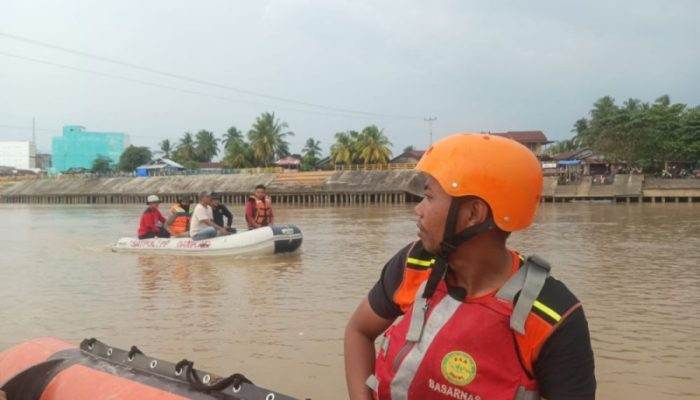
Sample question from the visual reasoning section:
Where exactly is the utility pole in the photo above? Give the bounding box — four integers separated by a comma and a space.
424, 117, 437, 145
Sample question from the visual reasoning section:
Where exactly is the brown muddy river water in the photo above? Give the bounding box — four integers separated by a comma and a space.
0, 203, 698, 399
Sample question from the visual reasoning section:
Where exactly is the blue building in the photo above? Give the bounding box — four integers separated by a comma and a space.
52, 126, 128, 172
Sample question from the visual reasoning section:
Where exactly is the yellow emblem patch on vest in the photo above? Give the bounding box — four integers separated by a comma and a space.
440, 351, 477, 386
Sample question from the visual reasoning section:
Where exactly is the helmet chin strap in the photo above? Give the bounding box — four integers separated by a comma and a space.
422, 198, 496, 299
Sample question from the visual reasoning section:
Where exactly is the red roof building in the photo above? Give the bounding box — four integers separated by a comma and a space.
490, 131, 551, 154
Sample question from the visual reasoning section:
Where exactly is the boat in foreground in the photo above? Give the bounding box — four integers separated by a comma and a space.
112, 225, 302, 256
0, 337, 300, 399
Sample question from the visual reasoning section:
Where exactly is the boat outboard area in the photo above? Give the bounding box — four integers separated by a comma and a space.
112, 225, 303, 256
0, 337, 302, 399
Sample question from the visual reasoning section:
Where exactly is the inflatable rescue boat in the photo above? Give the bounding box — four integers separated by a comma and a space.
112, 225, 302, 256
0, 337, 300, 399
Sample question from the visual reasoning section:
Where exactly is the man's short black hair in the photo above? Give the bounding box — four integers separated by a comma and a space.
255, 184, 266, 190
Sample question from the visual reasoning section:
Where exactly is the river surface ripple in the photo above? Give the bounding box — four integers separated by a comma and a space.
0, 203, 698, 399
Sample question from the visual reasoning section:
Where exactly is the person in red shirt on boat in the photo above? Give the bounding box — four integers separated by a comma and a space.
137, 195, 170, 239
245, 184, 274, 229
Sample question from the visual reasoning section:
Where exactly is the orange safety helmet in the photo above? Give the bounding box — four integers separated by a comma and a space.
416, 133, 543, 232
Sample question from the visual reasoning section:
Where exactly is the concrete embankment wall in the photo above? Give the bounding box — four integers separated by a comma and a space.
0, 170, 424, 205
0, 171, 698, 205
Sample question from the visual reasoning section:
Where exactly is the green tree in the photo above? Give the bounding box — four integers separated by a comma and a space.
572, 95, 698, 172
118, 145, 152, 172
679, 106, 700, 164
247, 112, 294, 166
301, 138, 322, 171
195, 130, 219, 162
91, 155, 113, 174
223, 140, 254, 168
159, 139, 172, 159
356, 125, 392, 164
330, 132, 355, 166
545, 139, 579, 156
174, 132, 197, 163
403, 145, 415, 153
222, 126, 244, 150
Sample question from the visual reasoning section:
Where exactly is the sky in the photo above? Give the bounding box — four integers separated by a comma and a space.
1, 0, 698, 155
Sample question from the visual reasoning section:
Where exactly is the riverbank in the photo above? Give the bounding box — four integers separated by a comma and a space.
0, 170, 699, 204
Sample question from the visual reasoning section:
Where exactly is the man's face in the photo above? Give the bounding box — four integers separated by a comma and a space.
255, 188, 266, 199
200, 195, 211, 206
212, 198, 220, 207
413, 176, 452, 253
148, 202, 160, 210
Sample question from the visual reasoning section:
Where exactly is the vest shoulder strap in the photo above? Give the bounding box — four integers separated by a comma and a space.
497, 255, 582, 375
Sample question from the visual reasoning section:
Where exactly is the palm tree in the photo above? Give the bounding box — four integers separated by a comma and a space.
356, 125, 392, 164
330, 132, 355, 166
247, 112, 294, 166
222, 126, 244, 150
301, 138, 322, 171
175, 132, 197, 163
302, 138, 322, 159
159, 139, 172, 159
195, 130, 219, 162
223, 140, 253, 168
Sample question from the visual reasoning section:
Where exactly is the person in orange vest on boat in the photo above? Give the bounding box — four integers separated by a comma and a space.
344, 133, 596, 400
137, 195, 170, 239
245, 184, 274, 229
165, 196, 192, 237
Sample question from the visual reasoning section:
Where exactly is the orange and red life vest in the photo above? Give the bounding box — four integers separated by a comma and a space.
250, 196, 272, 227
168, 204, 190, 235
369, 242, 580, 400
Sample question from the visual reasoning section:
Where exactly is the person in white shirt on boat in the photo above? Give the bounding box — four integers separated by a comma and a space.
190, 191, 229, 241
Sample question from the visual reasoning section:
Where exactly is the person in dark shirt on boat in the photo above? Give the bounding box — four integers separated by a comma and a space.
211, 192, 236, 233
137, 195, 170, 239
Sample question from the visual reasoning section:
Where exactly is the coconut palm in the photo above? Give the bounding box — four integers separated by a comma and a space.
223, 140, 253, 168
330, 132, 355, 166
356, 125, 392, 164
301, 138, 322, 171
247, 112, 294, 166
159, 139, 172, 159
222, 126, 244, 150
195, 130, 219, 162
175, 132, 197, 163
303, 138, 322, 159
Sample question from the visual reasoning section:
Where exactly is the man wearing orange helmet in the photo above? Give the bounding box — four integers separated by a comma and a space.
345, 133, 595, 400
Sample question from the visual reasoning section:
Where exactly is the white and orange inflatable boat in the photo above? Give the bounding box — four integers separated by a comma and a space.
0, 337, 299, 399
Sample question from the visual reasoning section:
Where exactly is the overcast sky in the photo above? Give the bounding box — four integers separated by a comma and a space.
1, 0, 698, 155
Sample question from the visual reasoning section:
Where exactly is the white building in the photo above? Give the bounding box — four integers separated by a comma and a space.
0, 141, 37, 170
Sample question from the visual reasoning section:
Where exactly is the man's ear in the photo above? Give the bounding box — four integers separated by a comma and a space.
457, 198, 490, 230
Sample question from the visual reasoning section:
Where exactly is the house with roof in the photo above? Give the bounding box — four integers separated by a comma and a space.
390, 150, 425, 164
135, 158, 185, 176
490, 131, 552, 154
275, 155, 302, 170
